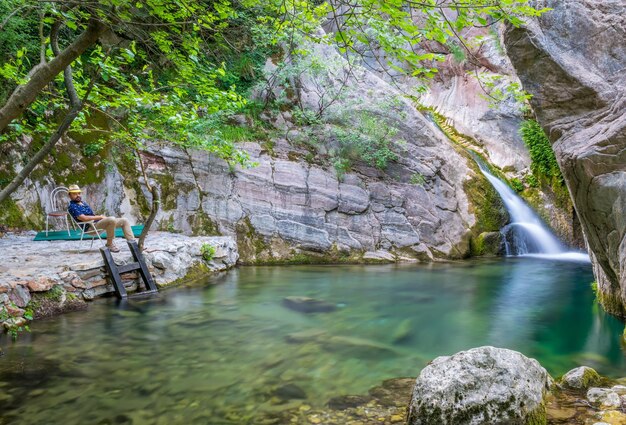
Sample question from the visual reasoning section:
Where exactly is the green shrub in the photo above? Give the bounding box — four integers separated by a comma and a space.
200, 243, 216, 262
332, 113, 400, 171
520, 120, 562, 184
510, 178, 524, 193
524, 173, 539, 188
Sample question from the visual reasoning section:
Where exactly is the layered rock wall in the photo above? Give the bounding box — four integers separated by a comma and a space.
4, 55, 495, 264
504, 0, 626, 315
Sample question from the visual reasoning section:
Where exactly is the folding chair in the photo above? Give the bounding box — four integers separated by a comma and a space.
46, 187, 72, 236
69, 213, 106, 249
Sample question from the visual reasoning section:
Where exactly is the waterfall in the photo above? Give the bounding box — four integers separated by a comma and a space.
472, 155, 589, 262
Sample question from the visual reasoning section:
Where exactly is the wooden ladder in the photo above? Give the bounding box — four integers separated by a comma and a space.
100, 240, 158, 299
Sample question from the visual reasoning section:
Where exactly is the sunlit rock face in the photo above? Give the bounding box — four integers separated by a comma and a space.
504, 0, 626, 316
8, 44, 485, 264
418, 27, 531, 173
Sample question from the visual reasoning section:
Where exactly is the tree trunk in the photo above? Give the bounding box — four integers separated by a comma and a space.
0, 106, 82, 204
0, 61, 99, 204
138, 185, 160, 252
0, 19, 104, 133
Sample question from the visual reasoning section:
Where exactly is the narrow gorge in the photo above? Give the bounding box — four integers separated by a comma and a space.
0, 1, 624, 424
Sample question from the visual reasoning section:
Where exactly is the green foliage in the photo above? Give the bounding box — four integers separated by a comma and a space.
475, 73, 532, 113
524, 173, 539, 188
591, 281, 598, 300
509, 178, 524, 193
259, 0, 550, 81
333, 113, 400, 170
0, 302, 31, 340
520, 120, 563, 184
0, 0, 258, 179
448, 42, 466, 63
200, 243, 216, 262
82, 140, 106, 157
410, 173, 426, 186
0, 0, 550, 202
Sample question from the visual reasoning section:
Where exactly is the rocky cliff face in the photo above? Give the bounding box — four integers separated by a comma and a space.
129, 73, 489, 264
3, 54, 505, 264
419, 27, 531, 173
504, 0, 626, 315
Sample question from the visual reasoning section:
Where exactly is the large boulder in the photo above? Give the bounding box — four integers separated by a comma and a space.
504, 1, 626, 316
407, 346, 552, 425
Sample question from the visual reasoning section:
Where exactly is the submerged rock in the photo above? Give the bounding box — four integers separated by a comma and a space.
407, 346, 552, 425
320, 336, 399, 359
284, 329, 327, 344
560, 366, 602, 390
391, 318, 413, 344
326, 394, 372, 410
271, 383, 307, 400
282, 296, 336, 313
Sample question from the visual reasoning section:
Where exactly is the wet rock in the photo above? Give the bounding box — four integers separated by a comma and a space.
285, 329, 327, 344
8, 284, 30, 307
587, 388, 621, 409
26, 276, 57, 292
407, 346, 552, 425
271, 383, 307, 400
476, 232, 505, 256
600, 410, 626, 424
611, 385, 626, 395
282, 296, 337, 313
327, 395, 372, 410
2, 316, 27, 329
391, 319, 413, 344
5, 304, 24, 317
362, 250, 396, 262
368, 378, 415, 407
321, 336, 399, 359
560, 366, 602, 390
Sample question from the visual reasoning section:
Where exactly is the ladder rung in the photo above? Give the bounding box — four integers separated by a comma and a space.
118, 262, 141, 274
128, 289, 159, 298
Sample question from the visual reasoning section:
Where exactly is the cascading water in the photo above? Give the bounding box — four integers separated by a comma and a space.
472, 154, 589, 262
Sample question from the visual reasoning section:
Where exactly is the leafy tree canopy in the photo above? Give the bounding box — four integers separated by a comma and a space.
0, 0, 549, 202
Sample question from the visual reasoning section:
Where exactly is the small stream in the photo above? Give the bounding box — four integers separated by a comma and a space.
1, 259, 624, 424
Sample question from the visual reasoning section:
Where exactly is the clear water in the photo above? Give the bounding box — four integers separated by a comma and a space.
1, 259, 624, 424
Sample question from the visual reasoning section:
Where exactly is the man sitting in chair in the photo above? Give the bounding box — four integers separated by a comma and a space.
67, 184, 135, 252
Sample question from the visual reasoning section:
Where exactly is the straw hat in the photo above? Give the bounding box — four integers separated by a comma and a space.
68, 184, 82, 193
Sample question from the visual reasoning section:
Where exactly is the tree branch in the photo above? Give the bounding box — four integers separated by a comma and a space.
0, 17, 104, 133
0, 68, 100, 204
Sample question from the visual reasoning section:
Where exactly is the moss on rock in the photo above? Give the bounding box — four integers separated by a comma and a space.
187, 211, 221, 236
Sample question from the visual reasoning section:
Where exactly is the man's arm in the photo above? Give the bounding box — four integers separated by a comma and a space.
77, 214, 106, 222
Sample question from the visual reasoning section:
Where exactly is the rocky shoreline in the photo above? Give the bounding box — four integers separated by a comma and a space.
0, 232, 238, 331
258, 349, 626, 425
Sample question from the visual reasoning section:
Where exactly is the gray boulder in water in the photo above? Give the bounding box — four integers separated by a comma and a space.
407, 346, 553, 425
